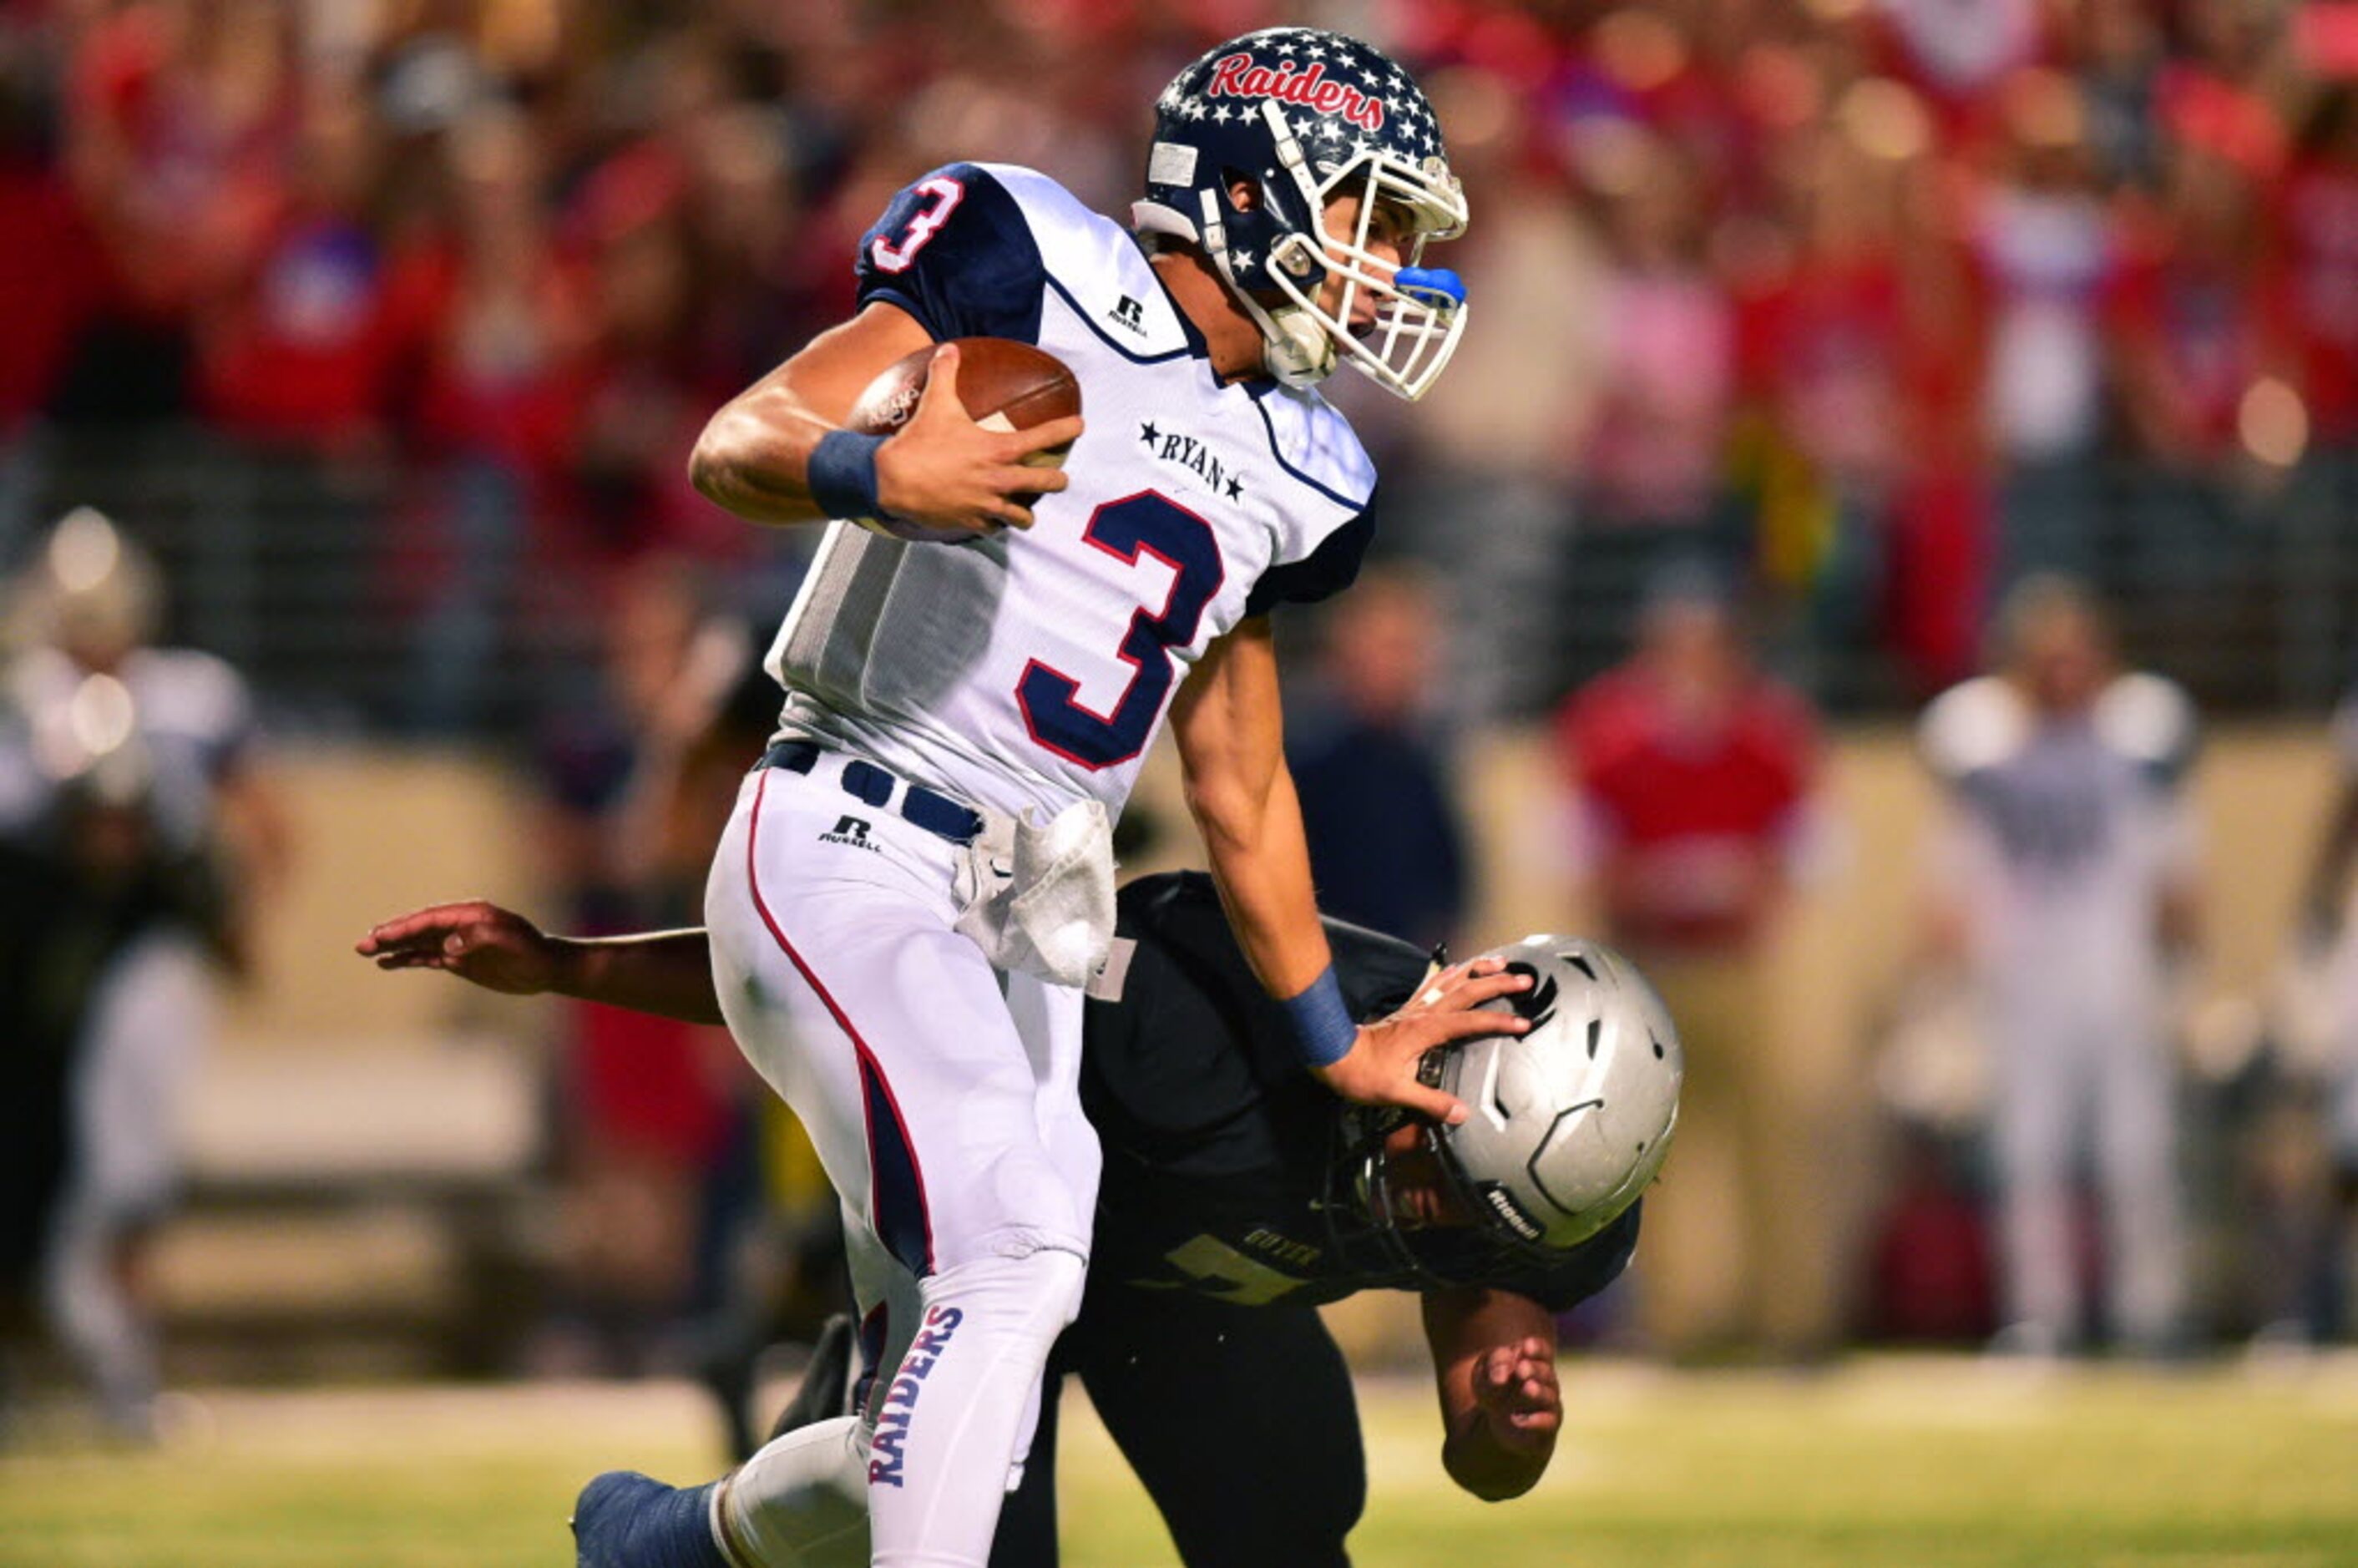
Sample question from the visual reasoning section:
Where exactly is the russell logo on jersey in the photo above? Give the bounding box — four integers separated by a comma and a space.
1107, 294, 1148, 336
819, 815, 879, 852
1136, 421, 1245, 502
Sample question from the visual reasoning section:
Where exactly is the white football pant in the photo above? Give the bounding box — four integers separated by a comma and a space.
706, 763, 1098, 1568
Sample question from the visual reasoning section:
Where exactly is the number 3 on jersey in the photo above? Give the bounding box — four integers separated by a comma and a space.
1020, 492, 1224, 770
868, 175, 964, 274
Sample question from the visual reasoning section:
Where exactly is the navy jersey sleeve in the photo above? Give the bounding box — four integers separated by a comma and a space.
853, 164, 1045, 345
1242, 501, 1374, 617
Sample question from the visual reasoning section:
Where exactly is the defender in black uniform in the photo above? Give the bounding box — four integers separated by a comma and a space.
361, 873, 1667, 1567
1004, 873, 1637, 1565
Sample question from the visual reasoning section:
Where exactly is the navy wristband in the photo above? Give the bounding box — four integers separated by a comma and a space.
1283, 966, 1357, 1069
808, 429, 888, 520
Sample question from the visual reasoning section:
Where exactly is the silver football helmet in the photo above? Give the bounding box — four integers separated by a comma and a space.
1433, 935, 1682, 1251
1328, 935, 1682, 1288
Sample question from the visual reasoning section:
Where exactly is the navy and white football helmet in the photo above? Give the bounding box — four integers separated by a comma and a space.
1133, 27, 1470, 400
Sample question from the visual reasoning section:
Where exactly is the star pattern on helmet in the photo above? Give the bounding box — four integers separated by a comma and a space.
1231, 248, 1253, 272
1155, 29, 1452, 191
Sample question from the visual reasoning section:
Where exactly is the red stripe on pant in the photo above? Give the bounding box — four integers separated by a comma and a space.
745, 768, 935, 1276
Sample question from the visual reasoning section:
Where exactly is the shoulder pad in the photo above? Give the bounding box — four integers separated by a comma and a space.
1918, 676, 2028, 781
1247, 382, 1375, 511
2093, 672, 2198, 786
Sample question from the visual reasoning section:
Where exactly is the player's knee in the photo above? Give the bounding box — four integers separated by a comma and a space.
921, 1247, 1086, 1347
721, 1417, 873, 1568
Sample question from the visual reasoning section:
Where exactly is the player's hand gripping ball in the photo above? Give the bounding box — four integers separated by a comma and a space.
848, 337, 1080, 543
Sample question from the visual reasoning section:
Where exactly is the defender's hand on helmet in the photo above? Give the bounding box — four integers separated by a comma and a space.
1470, 1336, 1561, 1449
356, 901, 561, 997
873, 343, 1084, 535
1311, 956, 1531, 1125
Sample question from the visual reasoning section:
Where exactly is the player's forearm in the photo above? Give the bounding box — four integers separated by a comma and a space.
1174, 618, 1333, 998
689, 301, 934, 526
1426, 1288, 1561, 1500
1191, 761, 1334, 998
689, 392, 837, 525
545, 929, 726, 1026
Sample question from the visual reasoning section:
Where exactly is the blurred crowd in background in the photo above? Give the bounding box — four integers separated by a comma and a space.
0, 0, 2356, 722
6, 0, 2358, 1436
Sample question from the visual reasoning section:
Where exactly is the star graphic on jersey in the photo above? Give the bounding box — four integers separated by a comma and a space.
1140, 420, 1161, 447
1212, 103, 1232, 124
1276, 38, 1296, 55
1225, 475, 1243, 501
1306, 42, 1327, 58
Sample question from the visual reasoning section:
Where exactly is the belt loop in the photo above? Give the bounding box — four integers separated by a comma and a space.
758, 741, 983, 847
840, 760, 895, 809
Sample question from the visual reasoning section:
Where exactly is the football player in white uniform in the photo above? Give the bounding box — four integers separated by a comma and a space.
1918, 576, 2199, 1358
656, 27, 1482, 1568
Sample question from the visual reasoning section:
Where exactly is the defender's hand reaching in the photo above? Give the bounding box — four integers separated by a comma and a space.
1468, 1335, 1561, 1451
355, 901, 561, 997
1309, 957, 1532, 1125
873, 342, 1084, 535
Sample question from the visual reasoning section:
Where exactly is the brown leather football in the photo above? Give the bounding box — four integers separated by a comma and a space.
844, 337, 1080, 541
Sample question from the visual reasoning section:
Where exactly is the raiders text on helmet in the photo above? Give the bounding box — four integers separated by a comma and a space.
1134, 28, 1470, 400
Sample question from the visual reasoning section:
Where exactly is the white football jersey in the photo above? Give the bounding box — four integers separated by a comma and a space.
766, 163, 1376, 821
1918, 672, 2199, 994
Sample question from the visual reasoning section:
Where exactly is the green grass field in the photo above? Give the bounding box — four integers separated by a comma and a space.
6, 1355, 2358, 1567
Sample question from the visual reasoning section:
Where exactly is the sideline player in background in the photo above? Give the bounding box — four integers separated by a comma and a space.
1917, 575, 2199, 1358
666, 27, 1475, 1568
359, 873, 1682, 1566
0, 507, 290, 1437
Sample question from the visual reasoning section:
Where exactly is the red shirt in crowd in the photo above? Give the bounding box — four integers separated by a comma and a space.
0, 158, 103, 432
1556, 663, 1819, 953
2273, 152, 2358, 441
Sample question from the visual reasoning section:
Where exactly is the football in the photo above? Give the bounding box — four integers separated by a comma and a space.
843, 336, 1081, 543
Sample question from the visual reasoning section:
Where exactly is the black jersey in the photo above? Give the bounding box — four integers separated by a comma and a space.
1080, 872, 1637, 1311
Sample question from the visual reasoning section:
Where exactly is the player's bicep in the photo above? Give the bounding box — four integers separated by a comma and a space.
716, 301, 932, 433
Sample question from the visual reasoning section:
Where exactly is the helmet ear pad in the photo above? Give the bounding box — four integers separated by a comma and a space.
1211, 161, 1328, 296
